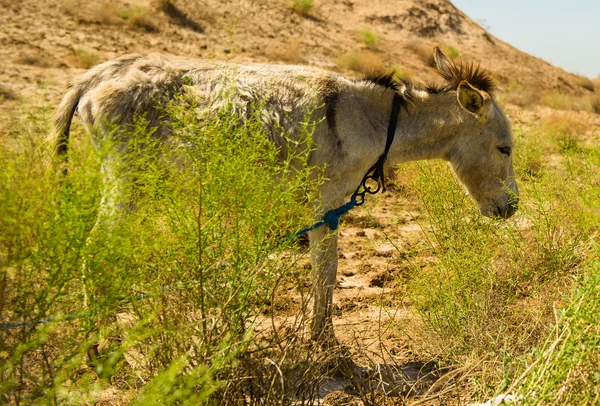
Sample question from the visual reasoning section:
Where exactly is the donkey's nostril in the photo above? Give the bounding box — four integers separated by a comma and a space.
508, 197, 519, 212
502, 199, 518, 219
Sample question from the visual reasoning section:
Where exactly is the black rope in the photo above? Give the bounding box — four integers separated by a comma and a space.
351, 92, 405, 206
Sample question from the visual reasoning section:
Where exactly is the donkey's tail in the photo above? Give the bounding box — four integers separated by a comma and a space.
48, 83, 84, 161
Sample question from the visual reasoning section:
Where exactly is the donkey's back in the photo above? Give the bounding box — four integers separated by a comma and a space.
51, 53, 345, 158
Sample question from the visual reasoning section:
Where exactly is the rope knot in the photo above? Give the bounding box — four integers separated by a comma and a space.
322, 200, 357, 231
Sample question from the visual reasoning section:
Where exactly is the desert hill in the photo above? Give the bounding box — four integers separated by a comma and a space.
0, 0, 596, 105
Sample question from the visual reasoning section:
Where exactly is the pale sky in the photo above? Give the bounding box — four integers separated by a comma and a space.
451, 0, 600, 78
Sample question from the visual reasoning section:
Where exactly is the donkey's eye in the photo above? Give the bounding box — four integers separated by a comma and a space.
498, 146, 511, 156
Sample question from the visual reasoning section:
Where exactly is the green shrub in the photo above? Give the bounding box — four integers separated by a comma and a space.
0, 93, 321, 403
444, 45, 460, 59
514, 259, 600, 405
402, 123, 598, 398
289, 0, 314, 15
359, 27, 378, 48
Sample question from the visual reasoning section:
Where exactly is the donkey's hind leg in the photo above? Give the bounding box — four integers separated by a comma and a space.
81, 158, 128, 306
82, 157, 135, 371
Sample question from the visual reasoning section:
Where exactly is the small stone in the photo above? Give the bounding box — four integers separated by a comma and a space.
375, 244, 395, 257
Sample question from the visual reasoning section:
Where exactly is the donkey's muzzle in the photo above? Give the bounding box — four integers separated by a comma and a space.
482, 197, 518, 219
500, 197, 519, 219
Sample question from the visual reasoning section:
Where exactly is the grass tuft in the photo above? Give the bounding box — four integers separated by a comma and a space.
513, 259, 600, 405
0, 85, 18, 102
337, 49, 385, 75
407, 41, 435, 67
444, 45, 460, 59
359, 27, 378, 48
289, 0, 314, 15
74, 47, 100, 68
267, 40, 305, 64
120, 6, 160, 32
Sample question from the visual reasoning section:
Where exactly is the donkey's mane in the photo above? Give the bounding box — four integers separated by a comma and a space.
365, 61, 496, 96
363, 71, 404, 92
435, 62, 496, 95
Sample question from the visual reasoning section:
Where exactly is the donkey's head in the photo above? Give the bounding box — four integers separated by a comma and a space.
433, 47, 518, 219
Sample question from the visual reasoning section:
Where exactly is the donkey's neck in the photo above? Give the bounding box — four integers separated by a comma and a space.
348, 84, 459, 166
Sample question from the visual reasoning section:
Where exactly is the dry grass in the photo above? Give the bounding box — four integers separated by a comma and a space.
504, 80, 600, 114
540, 91, 600, 114
268, 40, 305, 64
14, 54, 53, 68
0, 85, 18, 102
506, 79, 600, 114
502, 80, 542, 107
578, 75, 595, 92
541, 113, 588, 153
73, 47, 100, 69
406, 42, 459, 68
337, 50, 386, 75
85, 4, 160, 32
91, 4, 124, 25
591, 95, 600, 114
406, 41, 435, 67
542, 113, 588, 137
120, 7, 160, 32
541, 92, 588, 112
503, 90, 541, 108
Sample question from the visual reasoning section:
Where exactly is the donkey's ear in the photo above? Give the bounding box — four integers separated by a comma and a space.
457, 81, 488, 115
433, 46, 454, 75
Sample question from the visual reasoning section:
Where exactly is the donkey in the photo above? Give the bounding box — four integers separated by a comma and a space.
51, 48, 518, 343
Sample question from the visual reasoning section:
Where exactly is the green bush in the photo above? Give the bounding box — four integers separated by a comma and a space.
444, 45, 460, 59
513, 259, 600, 405
0, 94, 321, 403
289, 0, 314, 15
359, 27, 378, 48
402, 123, 599, 398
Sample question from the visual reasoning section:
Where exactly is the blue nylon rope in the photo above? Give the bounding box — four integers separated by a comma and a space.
296, 199, 357, 236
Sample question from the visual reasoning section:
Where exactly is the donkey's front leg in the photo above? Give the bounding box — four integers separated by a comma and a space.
309, 223, 339, 343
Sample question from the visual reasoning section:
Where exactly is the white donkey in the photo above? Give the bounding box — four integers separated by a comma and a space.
51, 48, 518, 343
